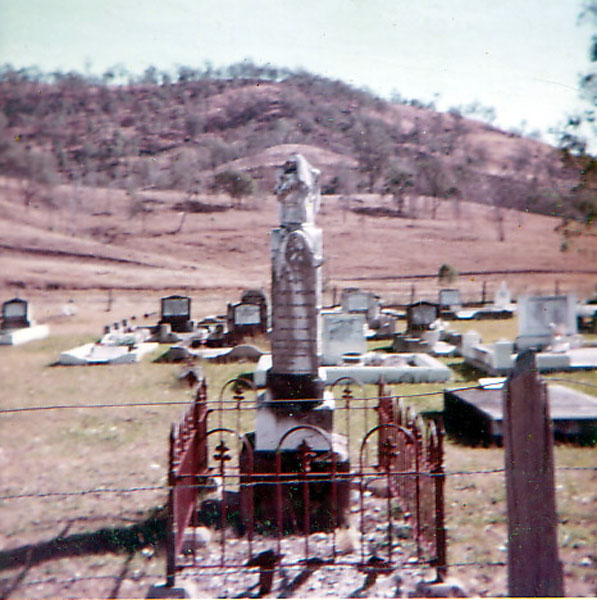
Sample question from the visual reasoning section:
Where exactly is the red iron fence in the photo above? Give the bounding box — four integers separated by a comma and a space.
166, 377, 446, 593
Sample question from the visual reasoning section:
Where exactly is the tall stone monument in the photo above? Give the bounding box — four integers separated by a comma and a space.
267, 154, 323, 405
241, 154, 350, 533
256, 154, 333, 451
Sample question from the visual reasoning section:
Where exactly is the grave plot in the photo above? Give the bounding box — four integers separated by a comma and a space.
154, 156, 446, 597
437, 283, 515, 321
158, 289, 269, 362
460, 293, 597, 375
444, 382, 597, 445
392, 300, 456, 357
160, 376, 446, 598
58, 326, 158, 365
0, 297, 49, 346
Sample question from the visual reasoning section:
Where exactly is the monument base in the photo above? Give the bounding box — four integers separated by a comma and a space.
255, 389, 335, 451
266, 371, 324, 411
0, 324, 49, 346
239, 432, 351, 535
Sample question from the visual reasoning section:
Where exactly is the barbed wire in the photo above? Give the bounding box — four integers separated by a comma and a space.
0, 382, 537, 415
2, 374, 596, 415
0, 400, 192, 414
2, 464, 595, 502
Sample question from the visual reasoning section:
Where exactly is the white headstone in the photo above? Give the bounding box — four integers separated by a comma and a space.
518, 294, 577, 338
234, 303, 261, 326
494, 281, 512, 309
321, 311, 367, 365
439, 289, 462, 309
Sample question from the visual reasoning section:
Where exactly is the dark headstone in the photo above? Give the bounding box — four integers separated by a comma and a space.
1, 298, 30, 330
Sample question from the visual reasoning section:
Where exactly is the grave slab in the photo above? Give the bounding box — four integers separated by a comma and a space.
0, 324, 49, 345
58, 341, 158, 365
444, 384, 597, 444
255, 352, 452, 385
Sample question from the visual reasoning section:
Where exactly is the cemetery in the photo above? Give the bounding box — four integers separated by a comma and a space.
158, 154, 449, 597
1, 155, 596, 598
0, 297, 49, 346
154, 290, 269, 362
155, 156, 593, 596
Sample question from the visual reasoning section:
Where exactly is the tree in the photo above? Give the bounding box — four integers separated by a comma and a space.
557, 2, 597, 153
415, 155, 456, 219
438, 264, 459, 285
383, 166, 414, 215
352, 116, 393, 192
213, 170, 255, 208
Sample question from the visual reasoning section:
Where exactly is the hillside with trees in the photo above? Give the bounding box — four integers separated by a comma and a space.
0, 62, 588, 223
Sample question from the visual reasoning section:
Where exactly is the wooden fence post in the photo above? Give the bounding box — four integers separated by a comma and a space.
503, 351, 564, 597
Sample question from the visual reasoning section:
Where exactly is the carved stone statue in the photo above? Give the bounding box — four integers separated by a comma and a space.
275, 154, 321, 227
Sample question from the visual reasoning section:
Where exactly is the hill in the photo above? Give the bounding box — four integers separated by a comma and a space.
0, 64, 596, 321
0, 65, 584, 216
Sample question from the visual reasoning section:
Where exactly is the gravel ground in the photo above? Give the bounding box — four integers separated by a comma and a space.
165, 490, 455, 598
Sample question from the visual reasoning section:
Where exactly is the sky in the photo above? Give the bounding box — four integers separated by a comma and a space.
0, 0, 593, 149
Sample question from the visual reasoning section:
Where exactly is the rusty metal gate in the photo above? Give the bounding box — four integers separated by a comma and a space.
166, 377, 446, 593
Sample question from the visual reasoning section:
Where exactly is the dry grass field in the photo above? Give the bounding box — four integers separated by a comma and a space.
0, 180, 596, 597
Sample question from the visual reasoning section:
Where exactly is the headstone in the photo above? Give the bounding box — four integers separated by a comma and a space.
233, 302, 262, 326
340, 288, 381, 323
438, 288, 462, 311
159, 295, 192, 333
268, 154, 323, 403
226, 290, 268, 342
493, 281, 512, 309
242, 154, 350, 534
241, 288, 267, 307
321, 311, 367, 365
493, 340, 515, 371
226, 301, 265, 343
516, 294, 577, 351
1, 298, 30, 330
406, 301, 439, 333
460, 330, 482, 358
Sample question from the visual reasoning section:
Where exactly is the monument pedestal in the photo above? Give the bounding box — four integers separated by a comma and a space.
239, 432, 351, 534
255, 390, 334, 451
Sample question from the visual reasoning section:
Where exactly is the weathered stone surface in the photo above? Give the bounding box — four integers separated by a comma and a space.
270, 159, 323, 381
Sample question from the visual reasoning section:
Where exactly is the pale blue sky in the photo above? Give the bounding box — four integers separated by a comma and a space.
0, 0, 592, 147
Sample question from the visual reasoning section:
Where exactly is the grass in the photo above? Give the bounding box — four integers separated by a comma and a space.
0, 318, 596, 598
